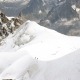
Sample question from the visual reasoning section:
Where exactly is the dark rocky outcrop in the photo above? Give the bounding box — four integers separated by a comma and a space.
20, 0, 46, 21
40, 0, 79, 24
0, 11, 23, 41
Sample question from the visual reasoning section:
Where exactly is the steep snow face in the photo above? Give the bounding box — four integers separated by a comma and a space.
0, 21, 80, 79
15, 21, 80, 61
0, 21, 80, 60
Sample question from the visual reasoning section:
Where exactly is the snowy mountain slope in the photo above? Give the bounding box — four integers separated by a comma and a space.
0, 48, 80, 80
0, 21, 80, 79
16, 21, 80, 61
0, 52, 27, 73
0, 54, 36, 79
0, 21, 80, 58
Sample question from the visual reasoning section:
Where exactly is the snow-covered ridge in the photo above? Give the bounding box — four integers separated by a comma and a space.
15, 21, 80, 60
0, 20, 80, 60
0, 21, 80, 79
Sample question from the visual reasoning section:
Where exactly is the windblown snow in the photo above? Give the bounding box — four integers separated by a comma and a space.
0, 21, 80, 80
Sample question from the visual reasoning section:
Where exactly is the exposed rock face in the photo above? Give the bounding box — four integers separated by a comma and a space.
20, 0, 46, 21
20, 0, 79, 22
0, 12, 9, 23
40, 0, 79, 23
22, 0, 43, 14
0, 11, 23, 41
